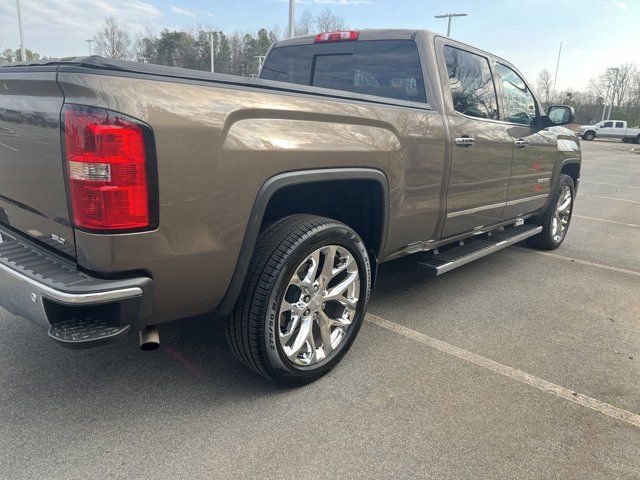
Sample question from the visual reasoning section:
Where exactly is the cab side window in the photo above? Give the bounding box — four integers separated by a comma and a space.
602, 121, 613, 128
615, 122, 624, 128
444, 46, 499, 120
495, 64, 537, 126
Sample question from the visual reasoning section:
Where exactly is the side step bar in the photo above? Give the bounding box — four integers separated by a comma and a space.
417, 224, 542, 277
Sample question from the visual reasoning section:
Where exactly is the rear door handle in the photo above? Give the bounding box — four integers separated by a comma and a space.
455, 137, 476, 147
514, 138, 528, 148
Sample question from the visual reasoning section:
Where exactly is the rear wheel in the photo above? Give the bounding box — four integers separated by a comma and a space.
226, 214, 371, 385
526, 174, 574, 250
582, 131, 595, 141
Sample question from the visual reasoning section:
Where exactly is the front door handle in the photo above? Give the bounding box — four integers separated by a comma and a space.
455, 137, 476, 147
514, 138, 528, 148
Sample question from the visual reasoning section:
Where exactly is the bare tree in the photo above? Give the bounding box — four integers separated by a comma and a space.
315, 9, 346, 32
296, 11, 315, 36
612, 63, 636, 110
133, 27, 158, 63
536, 69, 553, 107
94, 16, 131, 59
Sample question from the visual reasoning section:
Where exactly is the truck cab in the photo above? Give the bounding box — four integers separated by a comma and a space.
579, 120, 640, 142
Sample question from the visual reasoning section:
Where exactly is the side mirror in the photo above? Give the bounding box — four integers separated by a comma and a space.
546, 105, 574, 126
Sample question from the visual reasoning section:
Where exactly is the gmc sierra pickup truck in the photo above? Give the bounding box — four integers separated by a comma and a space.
0, 29, 580, 385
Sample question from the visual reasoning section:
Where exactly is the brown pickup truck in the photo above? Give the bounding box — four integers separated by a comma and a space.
0, 29, 580, 384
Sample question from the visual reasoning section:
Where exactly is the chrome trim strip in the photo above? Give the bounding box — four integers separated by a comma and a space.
0, 260, 142, 305
506, 194, 548, 206
434, 226, 542, 275
446, 194, 549, 219
446, 201, 506, 218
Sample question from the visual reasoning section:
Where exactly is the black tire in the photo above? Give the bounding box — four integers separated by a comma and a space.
582, 131, 595, 141
636, 134, 640, 144
226, 214, 371, 385
526, 174, 575, 250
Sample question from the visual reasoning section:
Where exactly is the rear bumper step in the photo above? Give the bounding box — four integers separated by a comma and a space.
0, 225, 152, 349
417, 224, 542, 277
48, 318, 131, 349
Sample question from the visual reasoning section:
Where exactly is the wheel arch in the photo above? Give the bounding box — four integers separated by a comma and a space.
560, 159, 581, 194
216, 168, 389, 316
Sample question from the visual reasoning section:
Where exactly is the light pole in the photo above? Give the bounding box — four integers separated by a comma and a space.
86, 39, 94, 55
16, 0, 26, 61
600, 67, 619, 121
551, 41, 562, 102
434, 13, 467, 37
255, 55, 266, 75
288, 0, 295, 38
209, 31, 215, 73
606, 67, 619, 120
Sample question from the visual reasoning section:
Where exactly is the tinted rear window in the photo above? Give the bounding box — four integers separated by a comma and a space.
260, 40, 427, 103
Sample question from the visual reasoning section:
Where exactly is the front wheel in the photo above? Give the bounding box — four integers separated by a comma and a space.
226, 214, 371, 385
526, 174, 575, 250
582, 131, 595, 141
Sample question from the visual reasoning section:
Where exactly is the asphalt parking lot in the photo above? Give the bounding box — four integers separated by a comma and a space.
1, 139, 639, 479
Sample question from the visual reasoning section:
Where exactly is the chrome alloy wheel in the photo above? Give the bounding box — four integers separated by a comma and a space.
278, 245, 360, 366
552, 185, 572, 242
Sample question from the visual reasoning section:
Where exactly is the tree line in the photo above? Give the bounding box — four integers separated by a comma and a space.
0, 48, 44, 63
91, 10, 346, 77
2, 12, 639, 127
536, 66, 640, 126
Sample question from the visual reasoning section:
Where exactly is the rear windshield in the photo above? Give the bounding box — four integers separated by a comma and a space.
260, 40, 427, 104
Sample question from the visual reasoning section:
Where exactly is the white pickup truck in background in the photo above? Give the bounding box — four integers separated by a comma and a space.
578, 120, 640, 143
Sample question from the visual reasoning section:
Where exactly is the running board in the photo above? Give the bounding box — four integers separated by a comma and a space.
417, 224, 542, 277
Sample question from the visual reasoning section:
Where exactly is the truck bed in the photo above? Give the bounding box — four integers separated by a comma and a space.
2, 56, 430, 110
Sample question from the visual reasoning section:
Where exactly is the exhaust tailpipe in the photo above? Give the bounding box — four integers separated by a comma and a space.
139, 325, 160, 351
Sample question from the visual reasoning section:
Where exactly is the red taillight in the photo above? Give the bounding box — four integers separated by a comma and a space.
314, 30, 359, 43
63, 105, 155, 231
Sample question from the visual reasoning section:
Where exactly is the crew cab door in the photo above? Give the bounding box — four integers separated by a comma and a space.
493, 63, 556, 219
436, 41, 512, 237
598, 121, 614, 137
613, 121, 627, 137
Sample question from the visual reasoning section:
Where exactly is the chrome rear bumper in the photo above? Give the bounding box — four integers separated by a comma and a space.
0, 226, 152, 346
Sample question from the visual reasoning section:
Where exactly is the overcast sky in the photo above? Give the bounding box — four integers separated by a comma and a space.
0, 0, 637, 91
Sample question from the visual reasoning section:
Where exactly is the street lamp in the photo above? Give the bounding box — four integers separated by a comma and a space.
551, 41, 563, 101
255, 55, 266, 74
289, 0, 295, 38
607, 67, 619, 121
434, 13, 467, 37
209, 31, 215, 73
16, 0, 26, 61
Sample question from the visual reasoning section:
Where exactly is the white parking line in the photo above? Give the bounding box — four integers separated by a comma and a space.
366, 313, 640, 429
581, 180, 640, 189
573, 214, 640, 229
586, 172, 640, 179
0, 142, 18, 152
514, 247, 640, 277
582, 194, 640, 204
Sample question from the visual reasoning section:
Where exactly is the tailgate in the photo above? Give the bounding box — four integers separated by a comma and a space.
0, 67, 75, 257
